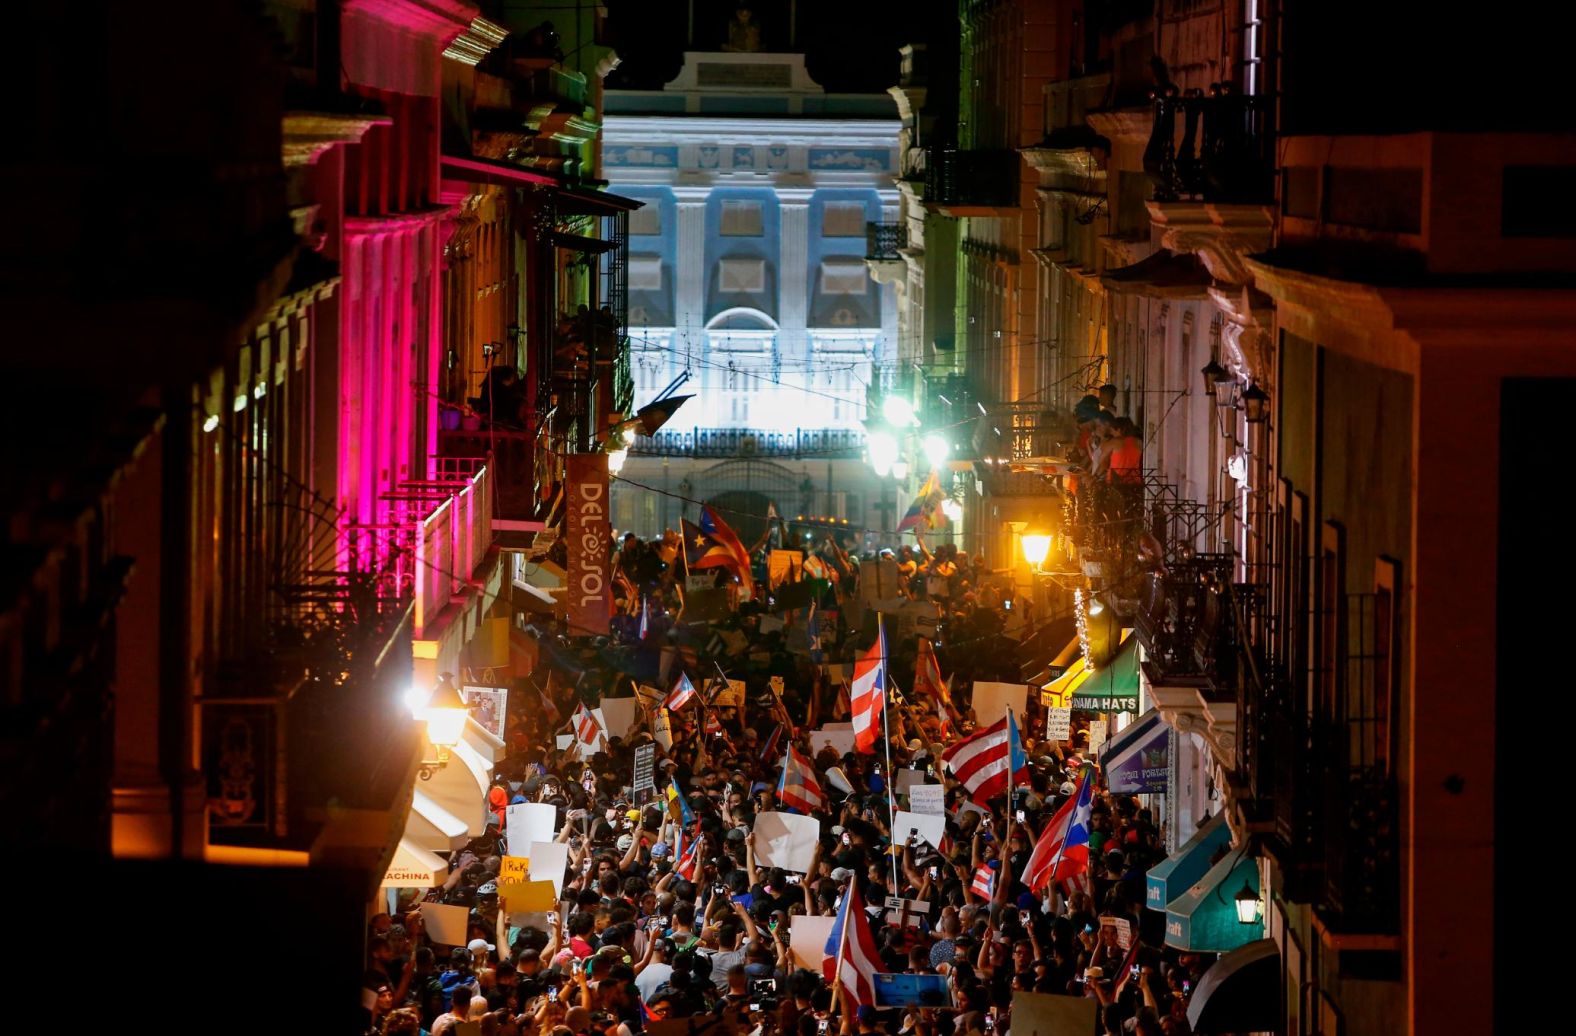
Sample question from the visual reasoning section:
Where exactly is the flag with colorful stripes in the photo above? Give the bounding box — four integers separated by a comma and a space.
848, 620, 887, 754
970, 863, 996, 900
939, 711, 1028, 803
824, 877, 882, 1008
1023, 765, 1095, 893
665, 671, 698, 712
673, 828, 700, 882
573, 703, 603, 747
777, 744, 826, 814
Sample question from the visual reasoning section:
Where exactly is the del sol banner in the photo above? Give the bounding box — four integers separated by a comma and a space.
565, 452, 611, 636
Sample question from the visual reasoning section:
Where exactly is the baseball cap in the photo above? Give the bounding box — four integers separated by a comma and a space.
726, 827, 747, 842
650, 842, 671, 858
830, 867, 854, 882
617, 834, 635, 852
1059, 781, 1077, 796
468, 938, 495, 958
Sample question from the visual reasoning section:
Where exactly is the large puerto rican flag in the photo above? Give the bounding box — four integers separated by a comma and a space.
1022, 765, 1096, 893
848, 620, 887, 754
939, 711, 1028, 803
824, 876, 882, 1007
573, 703, 603, 746
777, 744, 826, 814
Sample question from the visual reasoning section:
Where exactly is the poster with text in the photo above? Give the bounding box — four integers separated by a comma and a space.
461, 685, 508, 739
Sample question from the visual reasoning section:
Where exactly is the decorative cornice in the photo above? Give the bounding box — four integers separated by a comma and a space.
1021, 145, 1102, 177
441, 16, 507, 66
1148, 201, 1275, 287
281, 111, 392, 168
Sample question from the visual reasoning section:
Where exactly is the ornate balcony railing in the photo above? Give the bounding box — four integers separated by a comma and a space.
866, 221, 908, 260
1134, 551, 1235, 682
1144, 86, 1272, 204
630, 427, 866, 459
925, 147, 1020, 208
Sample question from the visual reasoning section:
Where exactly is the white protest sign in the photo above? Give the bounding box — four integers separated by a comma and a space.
1088, 719, 1109, 750
1046, 707, 1072, 741
506, 803, 557, 856
528, 841, 571, 896
556, 734, 574, 751
892, 810, 946, 853
753, 811, 822, 872
789, 915, 836, 971
908, 784, 945, 816
810, 723, 855, 758
971, 681, 1028, 725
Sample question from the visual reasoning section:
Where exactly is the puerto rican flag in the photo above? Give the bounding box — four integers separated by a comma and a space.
673, 829, 701, 882
637, 596, 650, 639
573, 703, 603, 747
939, 711, 1028, 803
970, 863, 997, 900
665, 672, 698, 711
1022, 766, 1095, 893
848, 620, 888, 754
777, 744, 826, 814
824, 877, 882, 1008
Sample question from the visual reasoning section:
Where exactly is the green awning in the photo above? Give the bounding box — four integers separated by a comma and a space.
1146, 813, 1231, 912
1165, 851, 1263, 952
1070, 632, 1140, 712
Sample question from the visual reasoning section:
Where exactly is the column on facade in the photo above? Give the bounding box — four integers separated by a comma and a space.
778, 187, 813, 374
672, 186, 709, 417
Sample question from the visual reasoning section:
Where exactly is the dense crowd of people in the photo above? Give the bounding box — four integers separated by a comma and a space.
363, 459, 1212, 1036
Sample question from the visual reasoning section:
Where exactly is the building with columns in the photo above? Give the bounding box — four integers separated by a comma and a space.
601, 51, 900, 543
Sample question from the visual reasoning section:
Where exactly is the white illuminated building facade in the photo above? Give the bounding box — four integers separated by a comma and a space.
604, 51, 900, 541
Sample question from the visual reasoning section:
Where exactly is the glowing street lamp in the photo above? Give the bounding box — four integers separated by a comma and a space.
417, 674, 471, 780
922, 433, 950, 470
868, 430, 899, 477
1021, 533, 1053, 571
882, 396, 917, 427
606, 447, 629, 475
891, 459, 910, 481
1234, 880, 1262, 924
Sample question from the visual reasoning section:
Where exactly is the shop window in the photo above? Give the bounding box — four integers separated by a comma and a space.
629, 255, 663, 290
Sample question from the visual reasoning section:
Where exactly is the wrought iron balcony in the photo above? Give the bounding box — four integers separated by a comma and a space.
866, 221, 908, 260
925, 147, 1021, 209
630, 427, 866, 459
1144, 86, 1273, 204
1134, 552, 1236, 682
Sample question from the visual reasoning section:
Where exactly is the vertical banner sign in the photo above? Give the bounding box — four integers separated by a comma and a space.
565, 453, 611, 636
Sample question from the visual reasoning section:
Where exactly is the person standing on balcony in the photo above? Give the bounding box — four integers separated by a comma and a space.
1101, 419, 1142, 486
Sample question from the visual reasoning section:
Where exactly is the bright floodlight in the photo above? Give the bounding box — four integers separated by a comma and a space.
891, 459, 910, 481
868, 430, 899, 477
882, 396, 916, 427
922, 434, 950, 469
607, 447, 629, 474
941, 498, 963, 522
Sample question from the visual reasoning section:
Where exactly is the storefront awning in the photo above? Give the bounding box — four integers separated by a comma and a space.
555, 185, 645, 216
514, 577, 559, 615
1145, 812, 1231, 912
406, 790, 469, 853
1165, 851, 1263, 952
1186, 938, 1281, 1034
420, 737, 492, 837
462, 715, 506, 768
381, 837, 450, 888
1070, 632, 1140, 712
1099, 708, 1169, 793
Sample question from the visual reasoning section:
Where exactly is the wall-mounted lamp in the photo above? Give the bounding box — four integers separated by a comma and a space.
1200, 359, 1228, 397
1234, 880, 1262, 924
1241, 382, 1270, 424
417, 673, 471, 781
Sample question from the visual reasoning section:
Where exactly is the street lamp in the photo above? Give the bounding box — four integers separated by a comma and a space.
922, 433, 950, 470
1241, 382, 1270, 424
1021, 533, 1052, 572
1200, 359, 1229, 397
882, 396, 917, 427
891, 458, 910, 481
1233, 880, 1262, 924
606, 447, 629, 475
868, 430, 899, 477
417, 673, 472, 780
